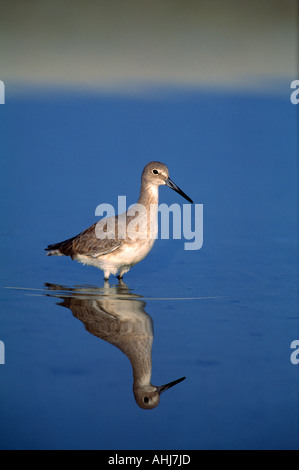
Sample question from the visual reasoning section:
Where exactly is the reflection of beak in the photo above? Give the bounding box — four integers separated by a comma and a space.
156, 376, 186, 395
165, 178, 193, 204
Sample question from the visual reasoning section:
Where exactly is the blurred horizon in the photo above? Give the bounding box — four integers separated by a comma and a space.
0, 0, 297, 96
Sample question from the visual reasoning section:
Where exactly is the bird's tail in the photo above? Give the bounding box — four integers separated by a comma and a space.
45, 236, 77, 257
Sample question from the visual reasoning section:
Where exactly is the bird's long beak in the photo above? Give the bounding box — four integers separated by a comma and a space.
156, 376, 186, 395
165, 178, 193, 203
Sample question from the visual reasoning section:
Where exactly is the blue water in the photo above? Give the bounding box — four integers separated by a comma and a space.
0, 86, 298, 449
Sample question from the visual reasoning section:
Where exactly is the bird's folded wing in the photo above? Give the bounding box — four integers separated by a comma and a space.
72, 221, 122, 257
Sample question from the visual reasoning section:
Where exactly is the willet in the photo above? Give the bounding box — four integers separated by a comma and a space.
45, 281, 185, 409
45, 161, 193, 280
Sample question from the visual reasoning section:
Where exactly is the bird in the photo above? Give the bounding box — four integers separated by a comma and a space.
45, 161, 193, 280
45, 280, 186, 409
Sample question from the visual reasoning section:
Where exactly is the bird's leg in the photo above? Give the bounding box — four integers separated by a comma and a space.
117, 266, 130, 279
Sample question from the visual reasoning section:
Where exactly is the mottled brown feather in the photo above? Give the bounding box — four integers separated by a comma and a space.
46, 213, 142, 258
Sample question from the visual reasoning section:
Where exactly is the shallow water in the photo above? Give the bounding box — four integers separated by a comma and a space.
0, 87, 298, 449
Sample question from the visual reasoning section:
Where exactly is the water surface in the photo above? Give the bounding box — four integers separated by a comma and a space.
0, 87, 298, 449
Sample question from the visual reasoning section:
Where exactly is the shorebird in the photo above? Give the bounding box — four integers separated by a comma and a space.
45, 281, 185, 409
45, 161, 193, 280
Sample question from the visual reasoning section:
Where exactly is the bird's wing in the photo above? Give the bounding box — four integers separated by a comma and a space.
72, 218, 123, 257
47, 213, 138, 258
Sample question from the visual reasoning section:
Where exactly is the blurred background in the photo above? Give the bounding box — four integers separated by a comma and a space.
0, 0, 298, 451
0, 0, 297, 93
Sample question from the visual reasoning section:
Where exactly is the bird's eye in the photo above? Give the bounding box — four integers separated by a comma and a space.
143, 396, 149, 403
152, 169, 159, 175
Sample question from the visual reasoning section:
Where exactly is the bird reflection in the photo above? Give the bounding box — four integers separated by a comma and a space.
44, 280, 185, 409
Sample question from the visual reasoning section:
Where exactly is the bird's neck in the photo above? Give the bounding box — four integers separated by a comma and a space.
134, 181, 159, 241
137, 182, 159, 207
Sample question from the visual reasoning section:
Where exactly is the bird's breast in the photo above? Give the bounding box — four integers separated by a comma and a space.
116, 238, 156, 266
